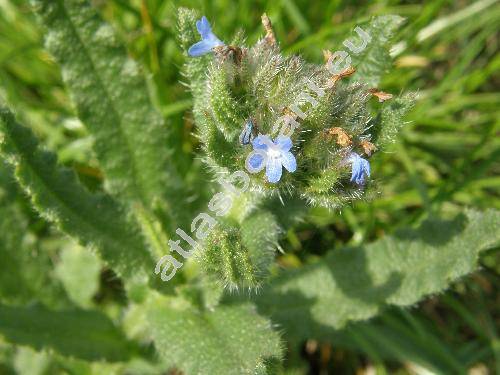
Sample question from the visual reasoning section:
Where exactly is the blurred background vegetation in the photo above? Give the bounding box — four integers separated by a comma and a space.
0, 0, 499, 373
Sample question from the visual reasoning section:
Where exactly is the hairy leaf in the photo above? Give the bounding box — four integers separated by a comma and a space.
198, 210, 279, 291
256, 209, 500, 339
32, 0, 182, 209
373, 92, 416, 147
351, 15, 404, 87
0, 163, 66, 306
0, 304, 134, 362
0, 104, 154, 282
147, 296, 282, 374
0, 201, 34, 305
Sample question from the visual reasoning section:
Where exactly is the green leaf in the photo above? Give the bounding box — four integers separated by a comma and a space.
13, 347, 51, 375
0, 202, 62, 306
199, 211, 279, 291
351, 15, 404, 87
256, 209, 500, 340
373, 92, 416, 148
0, 104, 154, 283
55, 244, 101, 308
0, 201, 32, 304
0, 303, 135, 362
207, 67, 244, 141
147, 296, 282, 375
32, 0, 182, 209
0, 168, 66, 306
331, 310, 467, 374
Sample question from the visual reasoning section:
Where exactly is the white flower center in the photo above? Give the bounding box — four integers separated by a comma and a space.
268, 147, 282, 159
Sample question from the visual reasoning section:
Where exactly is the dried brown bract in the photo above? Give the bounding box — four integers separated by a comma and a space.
323, 50, 333, 63
359, 140, 377, 156
326, 127, 352, 147
261, 13, 277, 46
213, 45, 244, 65
328, 66, 356, 87
368, 89, 393, 102
281, 106, 299, 119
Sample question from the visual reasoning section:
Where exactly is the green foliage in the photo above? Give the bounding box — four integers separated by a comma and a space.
330, 308, 472, 374
31, 0, 181, 210
0, 0, 498, 373
351, 15, 405, 87
372, 92, 416, 148
55, 244, 101, 308
256, 209, 500, 339
0, 104, 155, 283
147, 296, 282, 375
199, 210, 279, 290
177, 8, 410, 210
0, 303, 135, 362
13, 347, 51, 375
0, 188, 64, 306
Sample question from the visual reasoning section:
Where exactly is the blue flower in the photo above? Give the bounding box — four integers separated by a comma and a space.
188, 16, 225, 57
246, 135, 297, 183
239, 119, 255, 145
347, 152, 370, 185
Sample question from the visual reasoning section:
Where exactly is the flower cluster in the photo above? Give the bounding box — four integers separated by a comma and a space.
188, 16, 373, 187
171, 7, 413, 290
180, 11, 410, 208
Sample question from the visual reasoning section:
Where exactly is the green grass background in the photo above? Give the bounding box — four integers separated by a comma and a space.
0, 0, 499, 373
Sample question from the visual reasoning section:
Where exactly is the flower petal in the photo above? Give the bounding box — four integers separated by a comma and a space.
196, 16, 212, 39
349, 154, 363, 183
239, 123, 252, 145
355, 174, 365, 185
275, 135, 293, 152
206, 34, 224, 46
246, 150, 266, 173
266, 156, 283, 183
281, 151, 297, 173
347, 152, 370, 185
188, 40, 214, 57
347, 152, 359, 164
362, 159, 371, 178
252, 135, 271, 150
189, 17, 224, 57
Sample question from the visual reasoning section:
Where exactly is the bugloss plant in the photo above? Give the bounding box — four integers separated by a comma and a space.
0, 2, 498, 374
179, 10, 422, 208
180, 9, 411, 207
173, 9, 417, 288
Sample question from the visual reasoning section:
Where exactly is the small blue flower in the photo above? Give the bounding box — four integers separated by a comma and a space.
239, 119, 255, 145
188, 16, 225, 57
246, 134, 297, 183
347, 152, 370, 185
